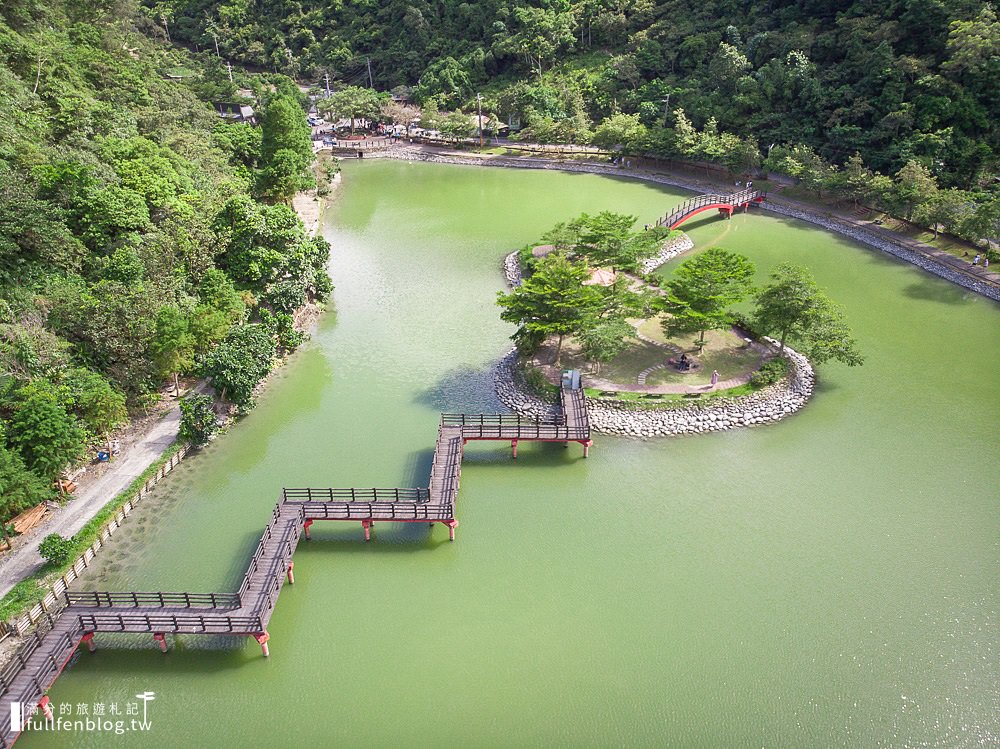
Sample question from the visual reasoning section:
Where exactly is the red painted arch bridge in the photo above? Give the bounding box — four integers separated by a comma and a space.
655, 188, 766, 230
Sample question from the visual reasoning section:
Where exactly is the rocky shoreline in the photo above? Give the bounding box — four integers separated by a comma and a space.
493, 341, 815, 438
640, 233, 695, 273
366, 146, 999, 302
759, 202, 1000, 302
583, 339, 813, 437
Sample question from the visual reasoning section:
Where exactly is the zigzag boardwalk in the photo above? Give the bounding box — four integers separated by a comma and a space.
0, 380, 591, 747
655, 188, 766, 230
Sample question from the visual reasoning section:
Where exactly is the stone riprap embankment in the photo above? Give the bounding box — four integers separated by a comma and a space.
492, 349, 563, 421
368, 145, 999, 302
640, 233, 695, 273
503, 251, 523, 287
760, 203, 1000, 302
493, 342, 814, 438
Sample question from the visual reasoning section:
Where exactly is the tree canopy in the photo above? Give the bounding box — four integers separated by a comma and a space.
0, 0, 329, 497
661, 248, 756, 350
753, 264, 864, 366
151, 0, 997, 191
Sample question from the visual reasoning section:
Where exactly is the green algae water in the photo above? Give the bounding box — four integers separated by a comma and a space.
28, 161, 999, 748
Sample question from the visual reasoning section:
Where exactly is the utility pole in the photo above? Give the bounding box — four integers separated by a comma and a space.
662, 94, 671, 127
324, 72, 331, 97
477, 93, 483, 152
226, 61, 233, 83
366, 57, 374, 88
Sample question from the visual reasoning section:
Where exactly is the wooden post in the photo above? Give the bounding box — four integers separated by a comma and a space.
153, 633, 168, 653
81, 632, 96, 652
362, 520, 373, 542
443, 520, 458, 541
583, 440, 593, 458
511, 439, 518, 459
286, 562, 295, 585
303, 519, 313, 540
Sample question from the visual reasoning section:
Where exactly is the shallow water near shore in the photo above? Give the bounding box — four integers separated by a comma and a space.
29, 160, 1000, 748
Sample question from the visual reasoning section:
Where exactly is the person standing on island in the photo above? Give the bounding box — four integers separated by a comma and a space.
711, 370, 719, 387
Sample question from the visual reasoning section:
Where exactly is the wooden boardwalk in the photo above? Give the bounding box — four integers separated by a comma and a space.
0, 380, 590, 747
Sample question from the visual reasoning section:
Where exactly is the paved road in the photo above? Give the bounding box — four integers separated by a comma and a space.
0, 406, 181, 599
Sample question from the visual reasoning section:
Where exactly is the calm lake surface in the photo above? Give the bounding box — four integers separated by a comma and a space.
30, 161, 1000, 748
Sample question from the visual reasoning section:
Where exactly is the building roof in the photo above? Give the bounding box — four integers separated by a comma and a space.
583, 268, 617, 286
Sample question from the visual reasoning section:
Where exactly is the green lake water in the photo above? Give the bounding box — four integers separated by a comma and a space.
28, 161, 999, 748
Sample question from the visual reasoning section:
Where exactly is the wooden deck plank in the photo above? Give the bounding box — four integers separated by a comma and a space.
0, 382, 589, 748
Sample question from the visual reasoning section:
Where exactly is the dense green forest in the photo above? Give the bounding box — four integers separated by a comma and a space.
0, 0, 329, 530
154, 0, 997, 191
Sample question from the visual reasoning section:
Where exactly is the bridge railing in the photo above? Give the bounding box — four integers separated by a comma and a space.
655, 189, 765, 228
237, 505, 303, 602
560, 387, 590, 430
249, 521, 302, 622
440, 413, 566, 428
454, 423, 577, 439
66, 591, 241, 609
296, 502, 452, 520
0, 611, 68, 696
0, 620, 77, 745
282, 487, 431, 503
76, 613, 264, 634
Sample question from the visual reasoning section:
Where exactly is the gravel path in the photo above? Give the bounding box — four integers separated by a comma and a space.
0, 406, 181, 599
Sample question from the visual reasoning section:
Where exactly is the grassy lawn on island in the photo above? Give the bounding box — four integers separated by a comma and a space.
540, 318, 765, 387
636, 318, 764, 386
556, 336, 666, 384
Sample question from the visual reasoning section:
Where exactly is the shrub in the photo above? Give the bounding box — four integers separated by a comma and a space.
179, 393, 219, 446
521, 364, 555, 397
263, 278, 307, 313
39, 533, 73, 566
750, 357, 789, 388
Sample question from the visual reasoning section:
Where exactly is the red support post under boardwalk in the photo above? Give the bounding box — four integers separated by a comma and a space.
254, 632, 270, 657
0, 378, 591, 746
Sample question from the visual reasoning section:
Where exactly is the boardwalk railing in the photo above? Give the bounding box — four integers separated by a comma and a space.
236, 505, 302, 603
0, 616, 61, 694
1, 380, 591, 749
0, 615, 76, 715
6, 446, 190, 637
443, 413, 582, 440
76, 613, 264, 635
66, 591, 241, 609
294, 501, 452, 521
441, 413, 566, 427
283, 488, 431, 503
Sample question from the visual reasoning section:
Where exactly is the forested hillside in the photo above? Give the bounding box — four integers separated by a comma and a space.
154, 0, 997, 190
0, 0, 329, 528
